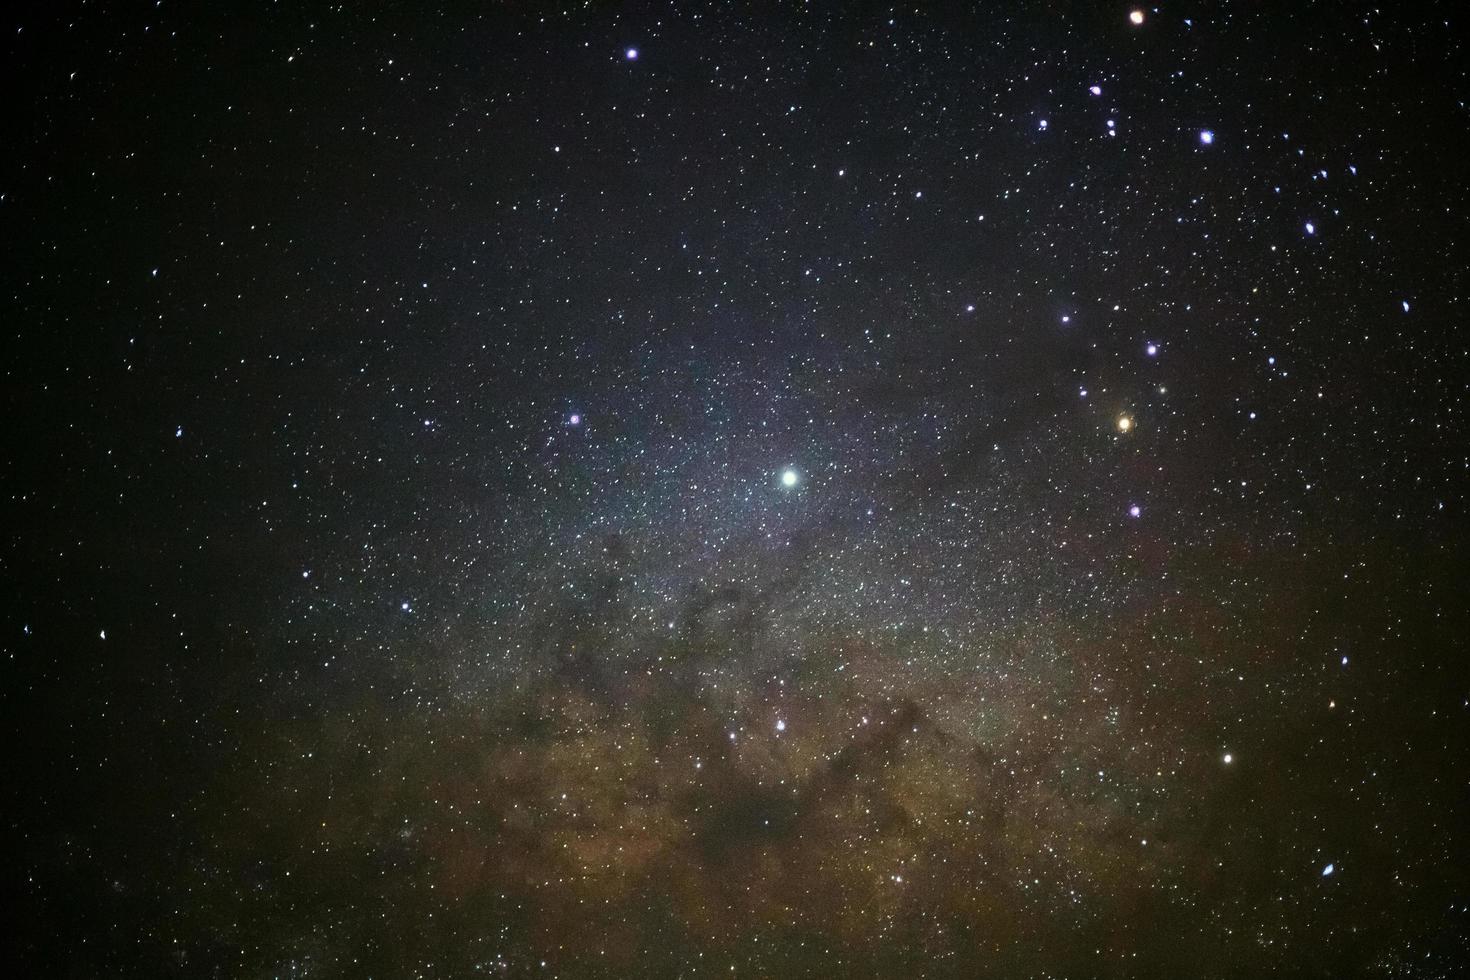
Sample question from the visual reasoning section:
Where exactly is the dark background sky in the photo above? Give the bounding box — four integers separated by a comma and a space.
3, 2, 1469, 977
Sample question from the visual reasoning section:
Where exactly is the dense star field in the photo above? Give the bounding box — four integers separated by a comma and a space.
5, 2, 1470, 976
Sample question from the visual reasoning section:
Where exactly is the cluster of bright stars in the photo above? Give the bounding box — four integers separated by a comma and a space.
610, 4, 1346, 896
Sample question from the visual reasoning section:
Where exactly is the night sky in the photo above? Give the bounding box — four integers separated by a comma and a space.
5, 2, 1470, 977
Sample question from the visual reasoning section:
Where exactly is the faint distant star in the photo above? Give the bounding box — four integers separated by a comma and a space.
781, 468, 799, 488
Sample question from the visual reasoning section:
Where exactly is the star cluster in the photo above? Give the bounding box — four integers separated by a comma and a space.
4, 3, 1469, 977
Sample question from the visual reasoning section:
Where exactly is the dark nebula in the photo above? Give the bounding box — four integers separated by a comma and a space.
4, 3, 1469, 977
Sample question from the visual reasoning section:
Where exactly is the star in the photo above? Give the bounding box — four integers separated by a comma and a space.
781, 469, 800, 488
1129, 9, 1145, 26
1129, 504, 1142, 518
1322, 863, 1336, 876
567, 413, 581, 426
1199, 129, 1214, 145
624, 47, 638, 61
1223, 753, 1234, 764
1117, 415, 1133, 433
